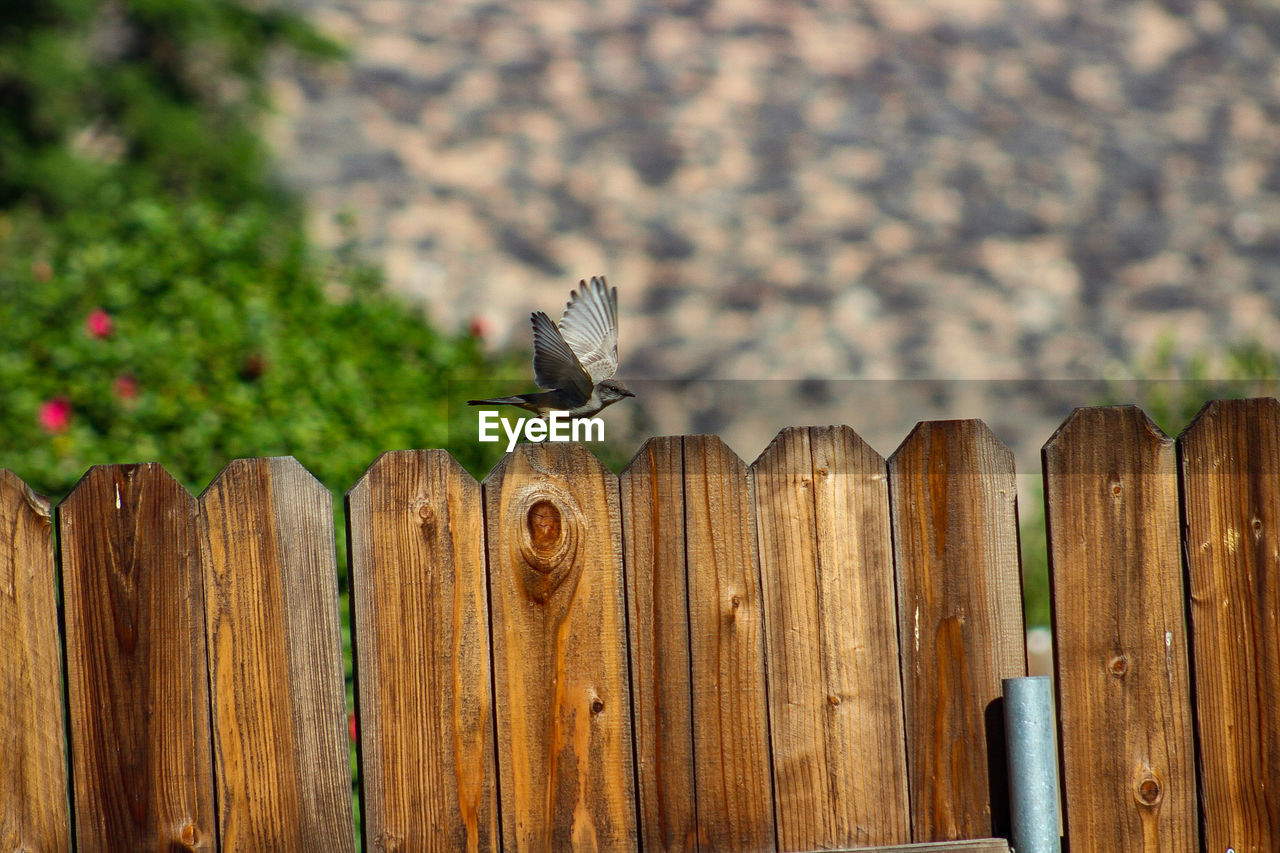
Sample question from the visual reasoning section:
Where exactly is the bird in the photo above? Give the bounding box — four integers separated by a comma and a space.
468, 276, 634, 418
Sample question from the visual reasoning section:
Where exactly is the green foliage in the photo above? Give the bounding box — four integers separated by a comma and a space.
0, 0, 341, 210
1019, 484, 1051, 629
1104, 333, 1280, 435
0, 195, 518, 503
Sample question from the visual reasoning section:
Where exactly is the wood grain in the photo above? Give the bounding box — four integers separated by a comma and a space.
682, 435, 775, 851
1178, 397, 1280, 851
0, 470, 70, 851
59, 463, 216, 851
619, 437, 698, 851
888, 420, 1024, 842
199, 457, 353, 850
831, 840, 1010, 853
484, 442, 637, 851
347, 449, 498, 852
752, 426, 909, 850
1042, 405, 1197, 851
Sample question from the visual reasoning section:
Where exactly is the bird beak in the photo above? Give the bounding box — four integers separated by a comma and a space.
623, 389, 635, 397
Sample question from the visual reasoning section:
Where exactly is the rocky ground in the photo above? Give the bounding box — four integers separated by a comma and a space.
265, 0, 1280, 471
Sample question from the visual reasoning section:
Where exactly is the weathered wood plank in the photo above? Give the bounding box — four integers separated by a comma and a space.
888, 420, 1024, 841
834, 840, 1010, 853
59, 464, 217, 851
0, 470, 70, 851
1042, 405, 1197, 851
683, 435, 775, 851
1179, 398, 1280, 850
485, 442, 637, 851
675, 836, 1010, 853
752, 426, 909, 849
199, 457, 353, 851
347, 449, 498, 852
619, 437, 698, 851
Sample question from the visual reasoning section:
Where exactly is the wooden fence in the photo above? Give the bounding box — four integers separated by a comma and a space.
2, 400, 1277, 852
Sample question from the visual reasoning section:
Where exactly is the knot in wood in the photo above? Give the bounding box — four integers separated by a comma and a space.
590, 697, 605, 715
179, 822, 201, 848
413, 500, 438, 549
1134, 773, 1162, 807
1108, 654, 1128, 678
513, 485, 582, 602
528, 500, 560, 548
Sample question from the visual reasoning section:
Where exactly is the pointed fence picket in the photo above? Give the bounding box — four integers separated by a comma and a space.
752, 426, 909, 849
2, 400, 1278, 852
200, 457, 353, 850
1044, 407, 1199, 850
347, 449, 499, 852
0, 470, 69, 851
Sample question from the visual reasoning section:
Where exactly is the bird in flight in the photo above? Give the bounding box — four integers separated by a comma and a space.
468, 276, 634, 418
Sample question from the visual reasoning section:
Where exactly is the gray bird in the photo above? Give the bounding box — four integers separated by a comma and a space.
468, 276, 634, 417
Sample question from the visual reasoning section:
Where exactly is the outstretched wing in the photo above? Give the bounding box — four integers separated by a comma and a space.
557, 276, 619, 384
531, 311, 593, 404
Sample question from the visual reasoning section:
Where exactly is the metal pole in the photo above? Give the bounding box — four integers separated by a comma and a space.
1003, 675, 1061, 853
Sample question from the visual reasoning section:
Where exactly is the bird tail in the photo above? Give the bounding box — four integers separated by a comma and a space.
467, 396, 527, 406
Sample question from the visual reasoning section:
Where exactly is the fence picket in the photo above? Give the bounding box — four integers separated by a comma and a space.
752, 426, 909, 849
347, 449, 498, 852
199, 457, 353, 850
484, 442, 637, 850
0, 470, 70, 851
59, 464, 217, 850
888, 420, 1024, 841
1043, 406, 1197, 851
682, 435, 775, 851
1179, 398, 1280, 850
620, 437, 699, 851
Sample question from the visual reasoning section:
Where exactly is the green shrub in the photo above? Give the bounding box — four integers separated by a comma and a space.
1104, 333, 1280, 435
0, 193, 520, 502
0, 0, 340, 211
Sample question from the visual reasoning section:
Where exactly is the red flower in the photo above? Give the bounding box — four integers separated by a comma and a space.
85, 308, 113, 339
113, 373, 138, 400
468, 316, 490, 339
348, 713, 358, 742
38, 397, 72, 433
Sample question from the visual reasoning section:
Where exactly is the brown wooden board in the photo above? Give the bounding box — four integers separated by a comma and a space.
0, 470, 70, 850
1179, 398, 1280, 850
199, 457, 353, 850
619, 437, 698, 851
888, 420, 1024, 842
484, 442, 637, 850
682, 435, 775, 851
752, 426, 910, 850
347, 449, 498, 851
833, 840, 1010, 853
1042, 406, 1197, 851
59, 464, 216, 851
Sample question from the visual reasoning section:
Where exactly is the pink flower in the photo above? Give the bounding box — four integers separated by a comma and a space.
113, 373, 138, 400
85, 308, 113, 339
38, 397, 72, 433
468, 316, 490, 339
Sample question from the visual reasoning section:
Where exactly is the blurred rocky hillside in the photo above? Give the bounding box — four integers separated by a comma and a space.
266, 0, 1280, 466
